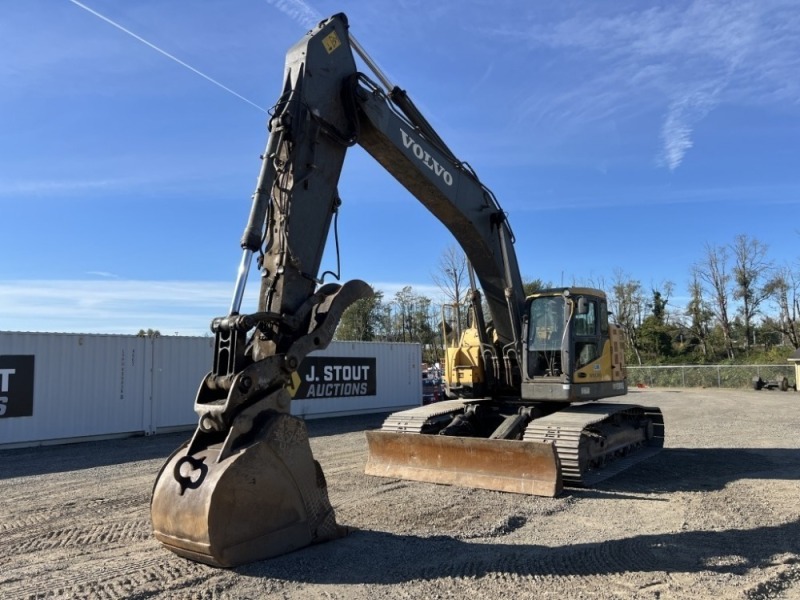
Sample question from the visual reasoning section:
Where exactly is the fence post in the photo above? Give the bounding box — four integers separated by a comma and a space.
682, 366, 686, 387
717, 366, 721, 388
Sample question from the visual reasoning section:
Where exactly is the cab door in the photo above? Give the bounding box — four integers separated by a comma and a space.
572, 296, 609, 380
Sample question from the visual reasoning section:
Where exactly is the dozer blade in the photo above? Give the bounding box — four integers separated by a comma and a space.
364, 431, 563, 497
151, 413, 343, 568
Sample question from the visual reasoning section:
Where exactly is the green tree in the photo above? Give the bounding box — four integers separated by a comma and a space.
390, 286, 436, 349
411, 294, 439, 363
136, 329, 161, 338
523, 278, 550, 296
638, 287, 674, 361
393, 286, 416, 343
684, 270, 714, 359
334, 291, 384, 341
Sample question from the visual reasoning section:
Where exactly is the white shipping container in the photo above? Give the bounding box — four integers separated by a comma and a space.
151, 336, 215, 430
0, 332, 420, 448
0, 332, 151, 446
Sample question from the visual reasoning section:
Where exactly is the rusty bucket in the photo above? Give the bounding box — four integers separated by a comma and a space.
151, 413, 344, 567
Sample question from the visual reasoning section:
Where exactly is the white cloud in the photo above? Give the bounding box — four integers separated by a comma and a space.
0, 280, 231, 335
485, 0, 800, 169
0, 179, 124, 196
371, 282, 447, 304
660, 85, 722, 170
0, 278, 448, 335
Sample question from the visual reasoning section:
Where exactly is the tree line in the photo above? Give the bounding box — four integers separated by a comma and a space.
335, 234, 800, 366
608, 233, 798, 365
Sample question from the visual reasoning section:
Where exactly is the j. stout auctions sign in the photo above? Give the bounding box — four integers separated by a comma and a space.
0, 355, 35, 418
290, 357, 376, 400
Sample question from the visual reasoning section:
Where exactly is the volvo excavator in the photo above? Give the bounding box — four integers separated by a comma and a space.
151, 13, 664, 568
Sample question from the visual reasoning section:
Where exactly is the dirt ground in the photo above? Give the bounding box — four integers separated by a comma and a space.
3, 388, 800, 599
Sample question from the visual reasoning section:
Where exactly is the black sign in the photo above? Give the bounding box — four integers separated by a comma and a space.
290, 357, 376, 400
0, 355, 35, 418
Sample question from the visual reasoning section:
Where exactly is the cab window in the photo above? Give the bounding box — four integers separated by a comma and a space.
574, 298, 599, 368
599, 301, 609, 335
573, 299, 596, 336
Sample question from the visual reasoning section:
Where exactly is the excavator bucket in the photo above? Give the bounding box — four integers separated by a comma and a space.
151, 413, 344, 568
364, 431, 563, 496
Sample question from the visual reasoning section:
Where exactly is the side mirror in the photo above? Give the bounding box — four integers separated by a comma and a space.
576, 297, 589, 315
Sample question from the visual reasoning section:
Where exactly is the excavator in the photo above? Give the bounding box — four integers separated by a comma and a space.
151, 13, 664, 568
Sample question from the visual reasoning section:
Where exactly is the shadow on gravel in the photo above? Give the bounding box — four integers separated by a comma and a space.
304, 411, 390, 437
0, 412, 391, 480
234, 519, 800, 583
4, 432, 798, 495
0, 432, 191, 480
588, 447, 800, 495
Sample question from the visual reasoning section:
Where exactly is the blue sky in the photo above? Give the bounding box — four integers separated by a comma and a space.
2, 0, 798, 335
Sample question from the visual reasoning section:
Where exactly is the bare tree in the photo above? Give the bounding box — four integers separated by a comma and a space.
608, 269, 645, 365
731, 234, 772, 351
696, 244, 735, 359
431, 245, 468, 306
765, 265, 800, 349
432, 245, 471, 337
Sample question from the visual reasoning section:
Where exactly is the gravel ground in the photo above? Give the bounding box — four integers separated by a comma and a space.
2, 388, 800, 599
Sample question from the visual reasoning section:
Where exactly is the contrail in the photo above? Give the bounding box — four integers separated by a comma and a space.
262, 0, 321, 29
68, 0, 267, 113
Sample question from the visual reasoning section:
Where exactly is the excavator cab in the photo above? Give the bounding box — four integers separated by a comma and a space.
521, 288, 627, 403
444, 287, 627, 404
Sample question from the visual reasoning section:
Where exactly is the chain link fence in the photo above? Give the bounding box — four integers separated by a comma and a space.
626, 364, 796, 390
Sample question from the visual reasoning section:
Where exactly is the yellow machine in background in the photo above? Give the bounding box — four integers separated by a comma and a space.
443, 287, 628, 402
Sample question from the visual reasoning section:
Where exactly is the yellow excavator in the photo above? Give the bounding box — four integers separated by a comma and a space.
151, 13, 664, 568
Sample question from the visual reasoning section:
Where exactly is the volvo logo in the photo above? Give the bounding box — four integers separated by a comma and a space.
400, 128, 454, 187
